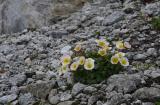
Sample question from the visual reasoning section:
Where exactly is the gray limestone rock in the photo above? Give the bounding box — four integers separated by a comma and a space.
103, 11, 125, 26
142, 102, 155, 105
9, 74, 26, 86
72, 83, 86, 96
0, 0, 89, 34
141, 1, 160, 16
0, 94, 17, 104
26, 80, 55, 99
57, 101, 76, 105
133, 54, 147, 60
133, 87, 160, 101
106, 73, 142, 93
18, 93, 35, 105
104, 92, 125, 105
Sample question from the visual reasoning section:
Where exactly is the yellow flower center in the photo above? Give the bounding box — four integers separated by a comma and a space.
98, 49, 106, 56
99, 41, 105, 47
119, 57, 129, 66
74, 44, 81, 52
111, 56, 119, 64
79, 56, 85, 65
86, 62, 92, 69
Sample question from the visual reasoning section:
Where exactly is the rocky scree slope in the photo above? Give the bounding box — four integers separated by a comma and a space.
0, 0, 160, 105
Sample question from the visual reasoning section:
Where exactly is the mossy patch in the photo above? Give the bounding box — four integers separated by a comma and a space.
151, 17, 160, 30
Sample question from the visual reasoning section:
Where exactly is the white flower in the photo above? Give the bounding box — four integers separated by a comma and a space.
95, 39, 109, 48
84, 58, 95, 70
59, 65, 69, 75
74, 44, 82, 52
119, 57, 129, 66
98, 48, 107, 56
116, 41, 125, 49
61, 55, 71, 66
78, 56, 85, 65
70, 62, 79, 71
116, 52, 125, 58
111, 55, 119, 64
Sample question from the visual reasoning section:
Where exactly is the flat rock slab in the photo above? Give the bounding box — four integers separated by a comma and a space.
133, 87, 160, 101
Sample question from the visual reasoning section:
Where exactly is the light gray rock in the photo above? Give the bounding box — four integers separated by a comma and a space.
123, 0, 136, 14
60, 92, 72, 101
141, 1, 160, 16
10, 86, 19, 94
96, 101, 103, 105
133, 87, 160, 101
83, 86, 97, 94
0, 0, 89, 34
46, 70, 56, 79
72, 83, 86, 96
9, 74, 26, 86
142, 102, 155, 105
103, 11, 125, 26
132, 100, 142, 105
18, 93, 35, 105
57, 101, 75, 105
0, 94, 17, 104
133, 54, 147, 60
48, 89, 60, 105
51, 59, 61, 68
88, 95, 99, 105
146, 48, 157, 57
49, 95, 60, 105
106, 73, 142, 93
36, 71, 46, 80
104, 92, 125, 105
26, 80, 55, 99
144, 69, 160, 80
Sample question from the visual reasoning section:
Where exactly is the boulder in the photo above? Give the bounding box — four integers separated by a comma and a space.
133, 87, 160, 101
106, 73, 142, 93
0, 0, 89, 34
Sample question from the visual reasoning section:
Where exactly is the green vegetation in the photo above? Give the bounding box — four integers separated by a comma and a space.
73, 51, 123, 84
155, 101, 160, 105
151, 17, 160, 30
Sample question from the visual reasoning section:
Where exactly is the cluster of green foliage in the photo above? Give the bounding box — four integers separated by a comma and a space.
73, 51, 123, 84
155, 101, 160, 105
151, 17, 160, 30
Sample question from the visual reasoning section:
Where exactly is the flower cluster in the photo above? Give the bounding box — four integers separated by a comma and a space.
59, 43, 95, 75
110, 41, 131, 66
59, 39, 131, 75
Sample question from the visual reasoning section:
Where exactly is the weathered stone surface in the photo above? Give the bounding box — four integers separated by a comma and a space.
106, 73, 142, 93
0, 0, 89, 34
72, 83, 86, 96
18, 93, 35, 105
104, 92, 125, 105
83, 86, 97, 94
26, 81, 55, 99
133, 54, 147, 60
133, 87, 160, 101
9, 74, 26, 86
0, 94, 17, 104
144, 69, 160, 80
146, 48, 157, 57
103, 11, 125, 26
141, 1, 160, 16
88, 95, 99, 105
142, 102, 155, 105
57, 101, 75, 105
60, 92, 72, 101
